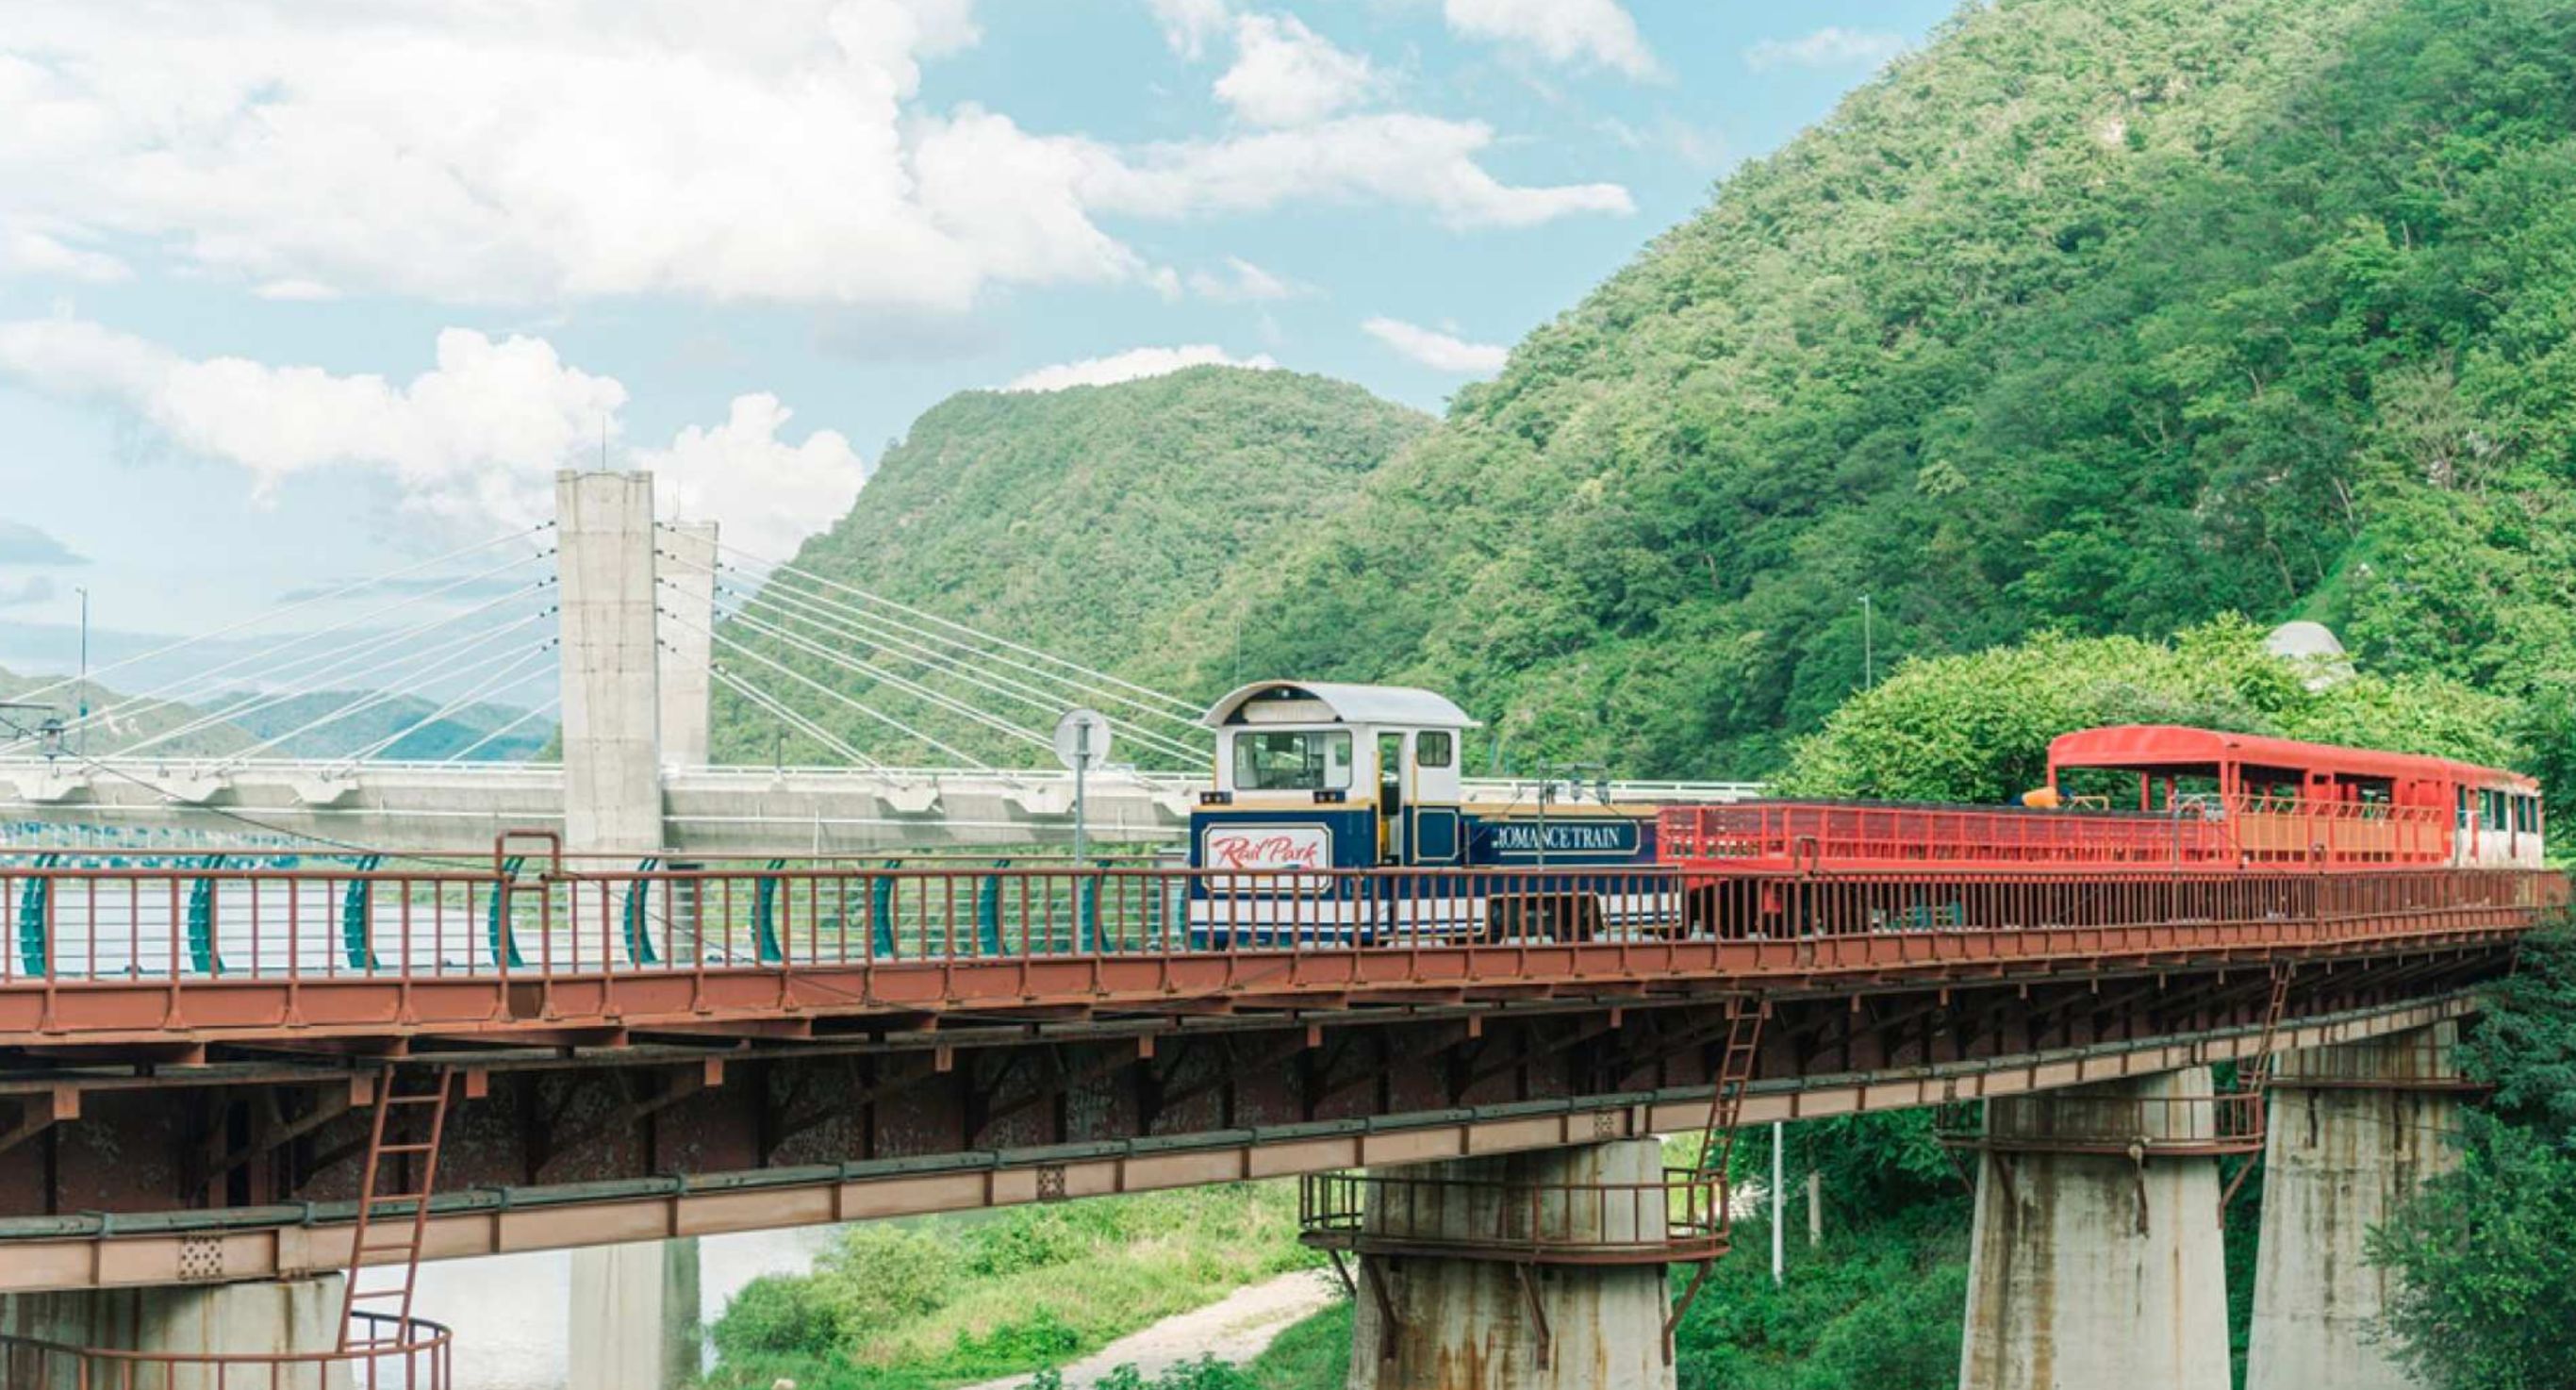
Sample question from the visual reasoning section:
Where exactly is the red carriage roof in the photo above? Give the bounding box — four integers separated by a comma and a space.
2048, 724, 2535, 792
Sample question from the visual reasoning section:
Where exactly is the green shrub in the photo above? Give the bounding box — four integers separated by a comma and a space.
711, 1273, 846, 1362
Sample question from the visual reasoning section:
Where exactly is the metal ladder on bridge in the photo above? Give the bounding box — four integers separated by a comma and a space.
1667, 998, 1767, 1355
336, 1067, 456, 1352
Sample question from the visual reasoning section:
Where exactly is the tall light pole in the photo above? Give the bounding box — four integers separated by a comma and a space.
74, 586, 88, 755
1858, 593, 1875, 690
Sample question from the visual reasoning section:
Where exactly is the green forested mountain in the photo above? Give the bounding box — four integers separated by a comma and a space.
708, 368, 1430, 766
725, 0, 2576, 782
1134, 0, 2576, 778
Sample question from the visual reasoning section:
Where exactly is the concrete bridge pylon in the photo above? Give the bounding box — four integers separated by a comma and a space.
555, 469, 704, 1390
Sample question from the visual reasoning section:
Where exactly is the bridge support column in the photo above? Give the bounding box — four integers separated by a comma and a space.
654, 519, 717, 770
568, 1239, 701, 1390
2246, 1023, 2466, 1390
1344, 1139, 1676, 1390
1957, 1068, 2232, 1390
556, 469, 666, 855
1, 1275, 348, 1388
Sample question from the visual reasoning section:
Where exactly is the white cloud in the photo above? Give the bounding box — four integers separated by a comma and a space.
1443, 0, 1658, 79
1087, 114, 1634, 228
1214, 14, 1378, 127
0, 3, 1626, 312
0, 317, 867, 554
1744, 27, 1907, 73
1187, 256, 1298, 302
1362, 317, 1507, 373
1004, 344, 1278, 392
633, 395, 870, 557
1148, 0, 1231, 59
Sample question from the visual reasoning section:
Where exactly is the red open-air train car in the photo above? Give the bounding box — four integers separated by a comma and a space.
1660, 724, 2546, 875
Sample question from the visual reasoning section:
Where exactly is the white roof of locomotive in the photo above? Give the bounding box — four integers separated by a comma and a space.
1200, 681, 1480, 731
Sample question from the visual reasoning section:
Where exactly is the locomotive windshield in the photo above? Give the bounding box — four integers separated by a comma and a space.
1232, 729, 1353, 791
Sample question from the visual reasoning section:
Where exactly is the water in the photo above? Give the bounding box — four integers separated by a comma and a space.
412, 1227, 839, 1389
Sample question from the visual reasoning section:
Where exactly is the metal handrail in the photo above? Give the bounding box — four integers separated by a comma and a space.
0, 1311, 452, 1388
1296, 1168, 1729, 1266
1931, 1092, 2267, 1157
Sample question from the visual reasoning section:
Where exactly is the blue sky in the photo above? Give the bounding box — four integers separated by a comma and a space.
0, 0, 1957, 654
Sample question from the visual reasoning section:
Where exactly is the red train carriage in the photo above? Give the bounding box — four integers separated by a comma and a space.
1660, 725, 2545, 875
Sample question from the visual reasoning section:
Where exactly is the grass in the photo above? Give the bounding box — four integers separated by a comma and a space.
703, 1183, 1319, 1390
1242, 1301, 1350, 1390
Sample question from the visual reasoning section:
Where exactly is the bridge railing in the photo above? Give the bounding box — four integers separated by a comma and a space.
1660, 797, 2454, 871
0, 853, 2558, 989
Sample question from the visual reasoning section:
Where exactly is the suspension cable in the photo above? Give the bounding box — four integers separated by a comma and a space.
660, 607, 986, 767
0, 525, 547, 712
717, 606, 1055, 756
333, 641, 562, 767
671, 545, 1208, 736
710, 577, 1206, 764
438, 694, 561, 765
707, 540, 1203, 718
709, 665, 882, 769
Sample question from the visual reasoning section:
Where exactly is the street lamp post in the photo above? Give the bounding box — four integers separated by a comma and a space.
74, 587, 88, 755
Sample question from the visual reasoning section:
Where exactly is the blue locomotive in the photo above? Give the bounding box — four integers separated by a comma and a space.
1184, 681, 1668, 944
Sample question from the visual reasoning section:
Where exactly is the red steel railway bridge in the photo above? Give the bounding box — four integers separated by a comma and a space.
0, 836, 2557, 1389
0, 473, 2561, 1390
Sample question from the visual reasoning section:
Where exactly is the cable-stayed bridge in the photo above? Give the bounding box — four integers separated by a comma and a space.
0, 473, 1757, 855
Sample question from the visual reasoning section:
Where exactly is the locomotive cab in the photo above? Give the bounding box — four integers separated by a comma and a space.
1196, 681, 1477, 869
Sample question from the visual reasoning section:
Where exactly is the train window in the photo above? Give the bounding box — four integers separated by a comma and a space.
1232, 730, 1353, 791
1418, 731, 1453, 769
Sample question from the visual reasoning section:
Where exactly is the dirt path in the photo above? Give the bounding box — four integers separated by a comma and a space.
959, 1270, 1340, 1389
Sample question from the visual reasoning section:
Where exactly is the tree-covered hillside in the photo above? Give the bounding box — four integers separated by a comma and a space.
709, 368, 1429, 766
1140, 0, 2576, 778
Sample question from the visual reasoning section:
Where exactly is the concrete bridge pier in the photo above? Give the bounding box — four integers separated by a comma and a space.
1957, 1068, 2234, 1390
2246, 1023, 2467, 1390
0, 1275, 349, 1387
1343, 1138, 1677, 1390
568, 1240, 702, 1390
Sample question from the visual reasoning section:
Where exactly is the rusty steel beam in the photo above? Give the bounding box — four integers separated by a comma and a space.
0, 992, 2482, 1296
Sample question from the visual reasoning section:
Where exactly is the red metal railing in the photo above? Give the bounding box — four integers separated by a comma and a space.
0, 845, 2556, 1045
1658, 798, 2454, 872
1296, 1168, 1729, 1265
0, 1311, 451, 1388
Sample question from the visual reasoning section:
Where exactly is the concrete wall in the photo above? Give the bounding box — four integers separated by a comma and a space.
654, 520, 717, 770
556, 470, 664, 855
2246, 1023, 2463, 1390
1347, 1138, 1675, 1390
1, 1275, 349, 1389
1958, 1068, 2232, 1390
